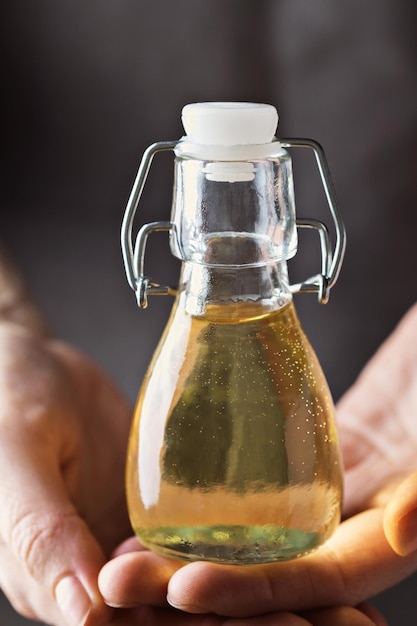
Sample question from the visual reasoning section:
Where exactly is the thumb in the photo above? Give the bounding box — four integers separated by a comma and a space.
384, 471, 417, 556
0, 442, 112, 626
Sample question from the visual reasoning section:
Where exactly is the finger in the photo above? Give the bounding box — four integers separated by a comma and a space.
106, 605, 382, 626
356, 603, 389, 626
111, 536, 144, 557
0, 441, 112, 626
384, 470, 417, 555
167, 508, 417, 617
108, 606, 316, 626
301, 604, 386, 626
98, 550, 183, 608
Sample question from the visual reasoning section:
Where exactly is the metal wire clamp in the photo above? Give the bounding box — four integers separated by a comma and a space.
121, 138, 346, 308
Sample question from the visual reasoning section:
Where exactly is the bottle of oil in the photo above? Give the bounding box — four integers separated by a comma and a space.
121, 102, 346, 564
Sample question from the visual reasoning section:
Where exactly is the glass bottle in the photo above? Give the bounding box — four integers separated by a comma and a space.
121, 102, 346, 565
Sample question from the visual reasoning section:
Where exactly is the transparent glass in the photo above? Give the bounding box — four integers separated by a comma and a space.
169, 151, 298, 266
126, 261, 343, 564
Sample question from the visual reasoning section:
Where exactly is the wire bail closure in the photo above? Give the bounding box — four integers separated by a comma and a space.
121, 138, 346, 308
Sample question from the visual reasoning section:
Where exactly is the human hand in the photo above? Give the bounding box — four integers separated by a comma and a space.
100, 603, 386, 626
98, 516, 395, 625
159, 303, 417, 619
99, 303, 417, 624
161, 303, 417, 619
338, 302, 417, 556
99, 538, 387, 625
0, 322, 132, 626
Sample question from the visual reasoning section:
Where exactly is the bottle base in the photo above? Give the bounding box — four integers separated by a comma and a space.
135, 524, 323, 565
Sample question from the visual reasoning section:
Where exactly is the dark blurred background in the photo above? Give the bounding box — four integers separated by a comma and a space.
1, 0, 417, 623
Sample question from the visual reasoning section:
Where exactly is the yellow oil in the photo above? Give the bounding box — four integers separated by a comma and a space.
126, 300, 343, 564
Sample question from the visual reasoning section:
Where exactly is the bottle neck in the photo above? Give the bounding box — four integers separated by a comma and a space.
177, 260, 292, 319
169, 154, 298, 267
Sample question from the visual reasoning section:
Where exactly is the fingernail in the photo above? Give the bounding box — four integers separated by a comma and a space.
398, 511, 417, 555
55, 575, 92, 626
167, 596, 205, 613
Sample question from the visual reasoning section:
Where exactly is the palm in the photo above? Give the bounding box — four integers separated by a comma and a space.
338, 303, 417, 515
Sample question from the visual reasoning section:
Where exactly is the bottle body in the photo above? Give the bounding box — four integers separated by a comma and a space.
126, 262, 343, 564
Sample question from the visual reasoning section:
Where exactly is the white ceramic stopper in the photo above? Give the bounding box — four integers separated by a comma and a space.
181, 102, 278, 146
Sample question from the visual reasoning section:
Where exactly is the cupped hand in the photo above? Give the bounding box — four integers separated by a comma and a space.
338, 302, 417, 555
99, 538, 387, 626
162, 303, 417, 617
0, 322, 132, 626
99, 303, 417, 624
98, 511, 402, 624
101, 603, 387, 626
99, 539, 387, 625
339, 303, 417, 517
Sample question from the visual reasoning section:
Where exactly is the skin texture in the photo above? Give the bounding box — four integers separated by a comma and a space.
0, 323, 132, 625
